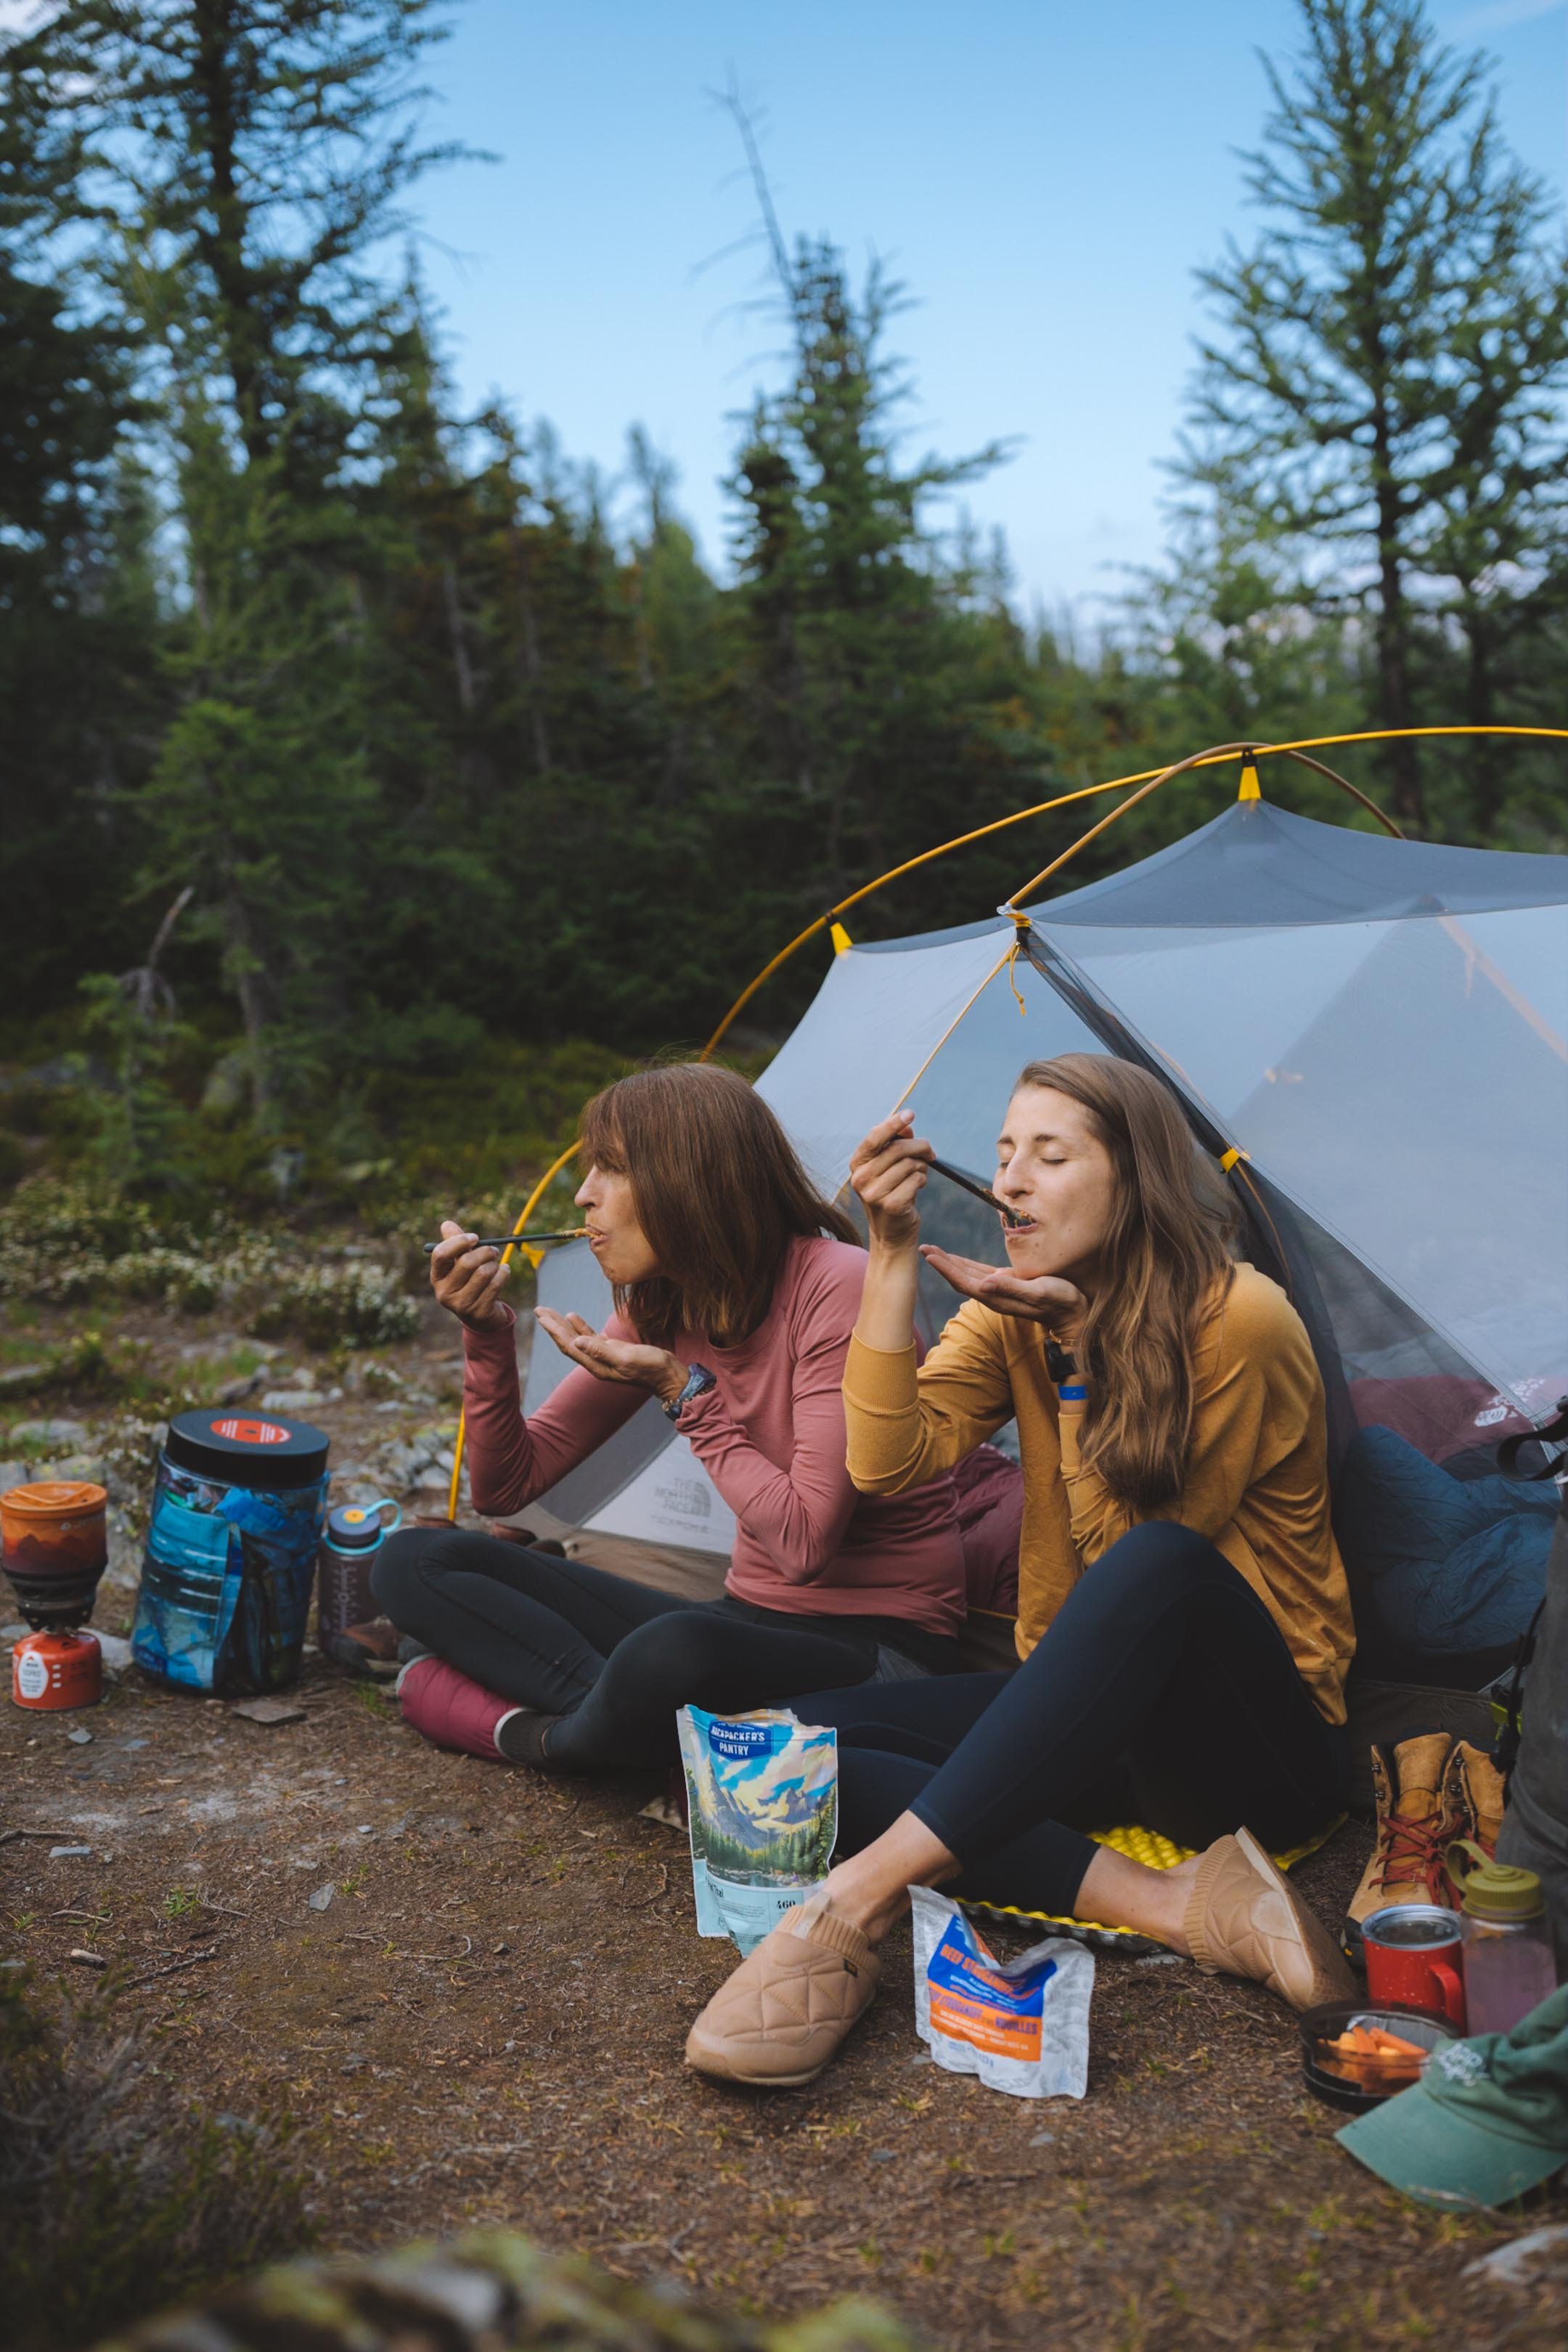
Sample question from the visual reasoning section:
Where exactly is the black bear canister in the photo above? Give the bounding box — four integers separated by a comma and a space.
317, 1498, 402, 1651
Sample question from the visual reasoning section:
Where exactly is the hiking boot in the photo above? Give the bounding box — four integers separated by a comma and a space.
1344, 1733, 1453, 1958
1440, 1741, 1507, 1903
685, 1895, 881, 2087
321, 1615, 402, 1677
1184, 1828, 1356, 2011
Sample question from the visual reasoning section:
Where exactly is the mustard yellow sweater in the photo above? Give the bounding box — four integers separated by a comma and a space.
843, 1263, 1355, 1724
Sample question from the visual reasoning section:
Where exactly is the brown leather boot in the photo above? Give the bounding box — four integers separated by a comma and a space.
1344, 1733, 1453, 1956
1440, 1741, 1506, 1902
1184, 1828, 1355, 2011
685, 1896, 881, 2087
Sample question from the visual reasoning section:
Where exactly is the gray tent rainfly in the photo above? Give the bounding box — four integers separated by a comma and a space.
522, 794, 1568, 1674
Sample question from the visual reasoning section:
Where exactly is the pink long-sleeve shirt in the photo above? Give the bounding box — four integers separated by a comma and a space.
461, 1234, 967, 1637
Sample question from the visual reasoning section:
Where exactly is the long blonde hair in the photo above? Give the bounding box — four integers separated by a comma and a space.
1015, 1054, 1237, 1512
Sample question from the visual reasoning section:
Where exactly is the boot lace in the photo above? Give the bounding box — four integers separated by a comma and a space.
1373, 1810, 1445, 1894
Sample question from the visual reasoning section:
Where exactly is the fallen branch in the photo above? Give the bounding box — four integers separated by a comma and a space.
404, 1935, 473, 1963
1, 1828, 78, 1846
121, 1942, 225, 1990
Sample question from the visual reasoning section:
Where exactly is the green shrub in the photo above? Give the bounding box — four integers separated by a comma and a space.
0, 1969, 311, 2352
250, 1262, 419, 1349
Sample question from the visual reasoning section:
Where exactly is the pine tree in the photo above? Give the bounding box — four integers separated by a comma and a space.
4, 2, 474, 1115
1180, 0, 1568, 829
0, 47, 157, 1013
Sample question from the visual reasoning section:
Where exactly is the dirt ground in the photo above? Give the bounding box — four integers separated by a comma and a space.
4, 1301, 1567, 2351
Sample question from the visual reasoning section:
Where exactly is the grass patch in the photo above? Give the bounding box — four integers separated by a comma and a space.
0, 1967, 310, 2352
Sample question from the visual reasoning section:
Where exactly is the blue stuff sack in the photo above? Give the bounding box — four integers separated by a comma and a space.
131, 1409, 329, 1694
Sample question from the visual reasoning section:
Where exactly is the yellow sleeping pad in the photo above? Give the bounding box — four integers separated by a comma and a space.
964, 1815, 1346, 1953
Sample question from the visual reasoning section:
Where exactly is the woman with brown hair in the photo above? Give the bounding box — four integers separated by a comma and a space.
686, 1054, 1357, 2088
372, 1064, 965, 1771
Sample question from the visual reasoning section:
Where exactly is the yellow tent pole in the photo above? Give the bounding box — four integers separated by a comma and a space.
1005, 740, 1264, 908
444, 1137, 581, 1525
698, 773, 1167, 1062
702, 723, 1568, 1061
438, 719, 1567, 1525
1005, 723, 1568, 908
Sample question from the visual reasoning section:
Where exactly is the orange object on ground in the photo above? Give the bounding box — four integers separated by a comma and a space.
11, 1627, 103, 1709
1318, 2022, 1429, 2088
0, 1480, 109, 1627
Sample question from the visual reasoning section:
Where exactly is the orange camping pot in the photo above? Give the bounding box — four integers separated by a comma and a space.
0, 1479, 109, 1621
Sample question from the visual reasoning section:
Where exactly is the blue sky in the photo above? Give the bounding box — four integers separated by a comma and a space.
414, 1, 1568, 618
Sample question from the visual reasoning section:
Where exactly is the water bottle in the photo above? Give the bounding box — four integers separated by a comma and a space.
1447, 1839, 1559, 2035
316, 1498, 401, 1646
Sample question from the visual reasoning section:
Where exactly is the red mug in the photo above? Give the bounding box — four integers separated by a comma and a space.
1361, 1903, 1467, 2030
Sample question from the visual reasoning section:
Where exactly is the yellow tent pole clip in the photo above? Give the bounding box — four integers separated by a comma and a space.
1220, 1147, 1250, 1173
1237, 752, 1261, 802
828, 920, 854, 955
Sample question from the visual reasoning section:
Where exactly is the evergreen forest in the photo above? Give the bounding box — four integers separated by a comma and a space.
3, 0, 1567, 1211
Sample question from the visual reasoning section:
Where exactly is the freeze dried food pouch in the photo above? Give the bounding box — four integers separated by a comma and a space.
910, 1884, 1095, 2099
677, 1705, 837, 1956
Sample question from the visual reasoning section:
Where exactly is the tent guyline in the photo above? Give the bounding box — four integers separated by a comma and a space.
444, 721, 1567, 1518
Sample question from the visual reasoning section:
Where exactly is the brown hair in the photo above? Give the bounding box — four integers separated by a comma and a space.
1013, 1054, 1238, 1513
578, 1063, 858, 1350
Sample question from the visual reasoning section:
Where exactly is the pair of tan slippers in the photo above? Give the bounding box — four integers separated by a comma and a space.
685, 1828, 1355, 2088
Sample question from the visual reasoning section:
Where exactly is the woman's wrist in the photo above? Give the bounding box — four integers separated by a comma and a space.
651, 1354, 689, 1405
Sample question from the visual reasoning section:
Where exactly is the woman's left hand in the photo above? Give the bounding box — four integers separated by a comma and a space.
535, 1307, 687, 1403
920, 1248, 1087, 1345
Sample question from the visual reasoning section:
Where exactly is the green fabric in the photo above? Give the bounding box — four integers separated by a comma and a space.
1337, 1984, 1568, 2209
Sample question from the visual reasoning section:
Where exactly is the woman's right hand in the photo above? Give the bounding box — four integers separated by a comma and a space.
849, 1110, 932, 1252
428, 1219, 511, 1329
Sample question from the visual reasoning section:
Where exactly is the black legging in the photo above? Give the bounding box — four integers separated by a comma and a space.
372, 1524, 959, 1772
789, 1522, 1352, 1918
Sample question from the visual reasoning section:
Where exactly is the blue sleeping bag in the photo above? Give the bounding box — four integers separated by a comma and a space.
1335, 1424, 1559, 1661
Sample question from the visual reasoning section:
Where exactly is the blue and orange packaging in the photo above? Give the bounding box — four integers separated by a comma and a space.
910, 1885, 1095, 2099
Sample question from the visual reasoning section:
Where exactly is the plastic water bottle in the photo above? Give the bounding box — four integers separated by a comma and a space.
316, 1499, 401, 1645
1447, 1839, 1559, 2035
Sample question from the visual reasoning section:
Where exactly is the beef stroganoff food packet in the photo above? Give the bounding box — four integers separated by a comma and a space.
910, 1884, 1095, 2099
676, 1705, 838, 1956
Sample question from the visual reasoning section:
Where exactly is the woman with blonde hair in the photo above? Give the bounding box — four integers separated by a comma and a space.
374, 1062, 965, 1769
687, 1054, 1357, 2087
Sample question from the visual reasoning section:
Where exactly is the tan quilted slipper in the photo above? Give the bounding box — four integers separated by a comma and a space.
1185, 1828, 1356, 2012
685, 1900, 881, 2087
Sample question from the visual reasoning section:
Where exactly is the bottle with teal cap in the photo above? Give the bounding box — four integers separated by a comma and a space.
317, 1497, 401, 1654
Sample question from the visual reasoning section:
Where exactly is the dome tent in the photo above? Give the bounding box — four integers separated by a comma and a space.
506, 752, 1568, 1685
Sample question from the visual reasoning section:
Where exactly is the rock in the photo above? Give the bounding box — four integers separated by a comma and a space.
308, 1882, 335, 1913
214, 1372, 261, 1406
261, 1387, 343, 1412
1, 1620, 28, 1643
52, 1454, 108, 1486
7, 1417, 91, 1449
107, 2228, 920, 2352
229, 1696, 306, 1726
1463, 2226, 1568, 2289
49, 1844, 93, 1860
0, 1463, 26, 1497
66, 1727, 93, 1745
94, 1632, 134, 1675
0, 1364, 47, 1397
